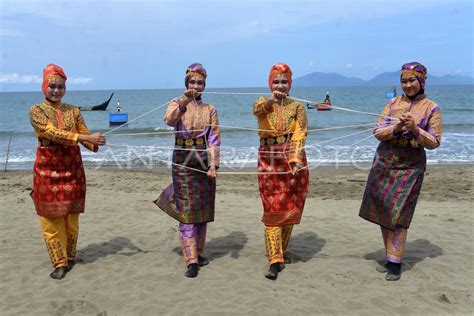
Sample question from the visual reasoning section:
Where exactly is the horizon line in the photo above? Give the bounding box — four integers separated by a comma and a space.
2, 83, 474, 93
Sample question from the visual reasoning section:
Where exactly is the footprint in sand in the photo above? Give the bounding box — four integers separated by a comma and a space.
52, 299, 102, 315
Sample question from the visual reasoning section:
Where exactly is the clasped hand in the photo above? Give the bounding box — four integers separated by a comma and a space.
183, 89, 202, 103
394, 112, 419, 135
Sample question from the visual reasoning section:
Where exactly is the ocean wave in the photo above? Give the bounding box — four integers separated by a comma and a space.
444, 133, 474, 137
443, 123, 474, 128
448, 108, 474, 112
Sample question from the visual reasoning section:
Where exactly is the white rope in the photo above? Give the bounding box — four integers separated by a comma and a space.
308, 126, 375, 147
104, 122, 395, 155
296, 122, 394, 172
98, 91, 399, 175
103, 96, 181, 136
290, 96, 398, 121
106, 122, 379, 137
106, 143, 209, 152
107, 129, 206, 137
203, 91, 399, 121
141, 153, 289, 175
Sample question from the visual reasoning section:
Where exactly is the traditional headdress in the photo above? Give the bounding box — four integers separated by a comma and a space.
401, 62, 427, 88
268, 63, 293, 90
42, 63, 67, 95
185, 63, 207, 88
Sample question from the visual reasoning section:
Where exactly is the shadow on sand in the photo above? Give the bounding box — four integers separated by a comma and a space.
364, 238, 443, 271
173, 231, 248, 261
286, 231, 326, 263
77, 236, 145, 264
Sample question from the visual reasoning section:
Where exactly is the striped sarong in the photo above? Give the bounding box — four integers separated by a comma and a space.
155, 142, 215, 224
359, 141, 426, 230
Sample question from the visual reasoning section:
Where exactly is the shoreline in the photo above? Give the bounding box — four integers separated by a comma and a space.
3, 161, 474, 172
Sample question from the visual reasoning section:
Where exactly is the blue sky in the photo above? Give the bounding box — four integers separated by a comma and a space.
1, 0, 472, 91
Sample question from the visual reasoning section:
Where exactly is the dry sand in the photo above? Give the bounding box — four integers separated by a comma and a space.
0, 164, 472, 315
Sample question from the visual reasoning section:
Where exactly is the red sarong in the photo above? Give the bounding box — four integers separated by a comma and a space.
31, 145, 86, 217
258, 143, 309, 226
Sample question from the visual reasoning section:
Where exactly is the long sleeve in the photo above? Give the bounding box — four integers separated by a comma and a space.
374, 103, 397, 141
253, 96, 274, 117
75, 109, 98, 152
207, 107, 221, 168
164, 101, 186, 126
416, 106, 442, 150
29, 106, 79, 145
289, 104, 308, 164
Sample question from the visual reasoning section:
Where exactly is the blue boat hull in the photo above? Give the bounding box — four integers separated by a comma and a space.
109, 113, 128, 125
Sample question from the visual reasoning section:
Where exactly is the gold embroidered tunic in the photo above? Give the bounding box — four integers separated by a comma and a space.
29, 100, 98, 152
253, 96, 308, 163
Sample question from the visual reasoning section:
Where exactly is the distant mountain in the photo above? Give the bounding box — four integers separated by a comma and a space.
293, 72, 366, 86
293, 71, 474, 86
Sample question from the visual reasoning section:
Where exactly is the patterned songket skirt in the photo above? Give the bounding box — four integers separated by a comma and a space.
155, 142, 215, 224
31, 145, 86, 217
359, 141, 426, 230
258, 143, 309, 226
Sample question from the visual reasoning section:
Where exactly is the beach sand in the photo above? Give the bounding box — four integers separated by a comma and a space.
0, 165, 472, 315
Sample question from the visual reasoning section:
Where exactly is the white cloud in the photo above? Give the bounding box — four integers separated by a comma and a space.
0, 73, 93, 84
0, 73, 41, 84
68, 77, 94, 84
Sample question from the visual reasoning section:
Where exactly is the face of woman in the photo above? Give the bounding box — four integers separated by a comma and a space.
271, 74, 290, 95
401, 73, 421, 97
187, 75, 205, 92
45, 77, 66, 103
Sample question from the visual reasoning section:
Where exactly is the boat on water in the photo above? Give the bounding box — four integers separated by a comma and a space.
109, 99, 128, 125
307, 102, 332, 111
306, 91, 332, 111
386, 86, 397, 99
109, 113, 128, 125
78, 93, 114, 111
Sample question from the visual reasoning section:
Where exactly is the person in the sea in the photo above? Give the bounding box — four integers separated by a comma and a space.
29, 63, 106, 279
359, 61, 442, 281
253, 63, 309, 280
324, 91, 331, 104
116, 99, 122, 112
155, 63, 220, 278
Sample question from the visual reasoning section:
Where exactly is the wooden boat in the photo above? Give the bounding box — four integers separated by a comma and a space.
307, 102, 332, 111
316, 102, 331, 111
78, 93, 114, 111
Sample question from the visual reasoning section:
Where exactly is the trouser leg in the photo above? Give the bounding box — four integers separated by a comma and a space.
281, 224, 294, 252
195, 223, 207, 256
382, 226, 408, 263
179, 223, 199, 266
39, 215, 68, 268
265, 225, 284, 265
65, 213, 80, 261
